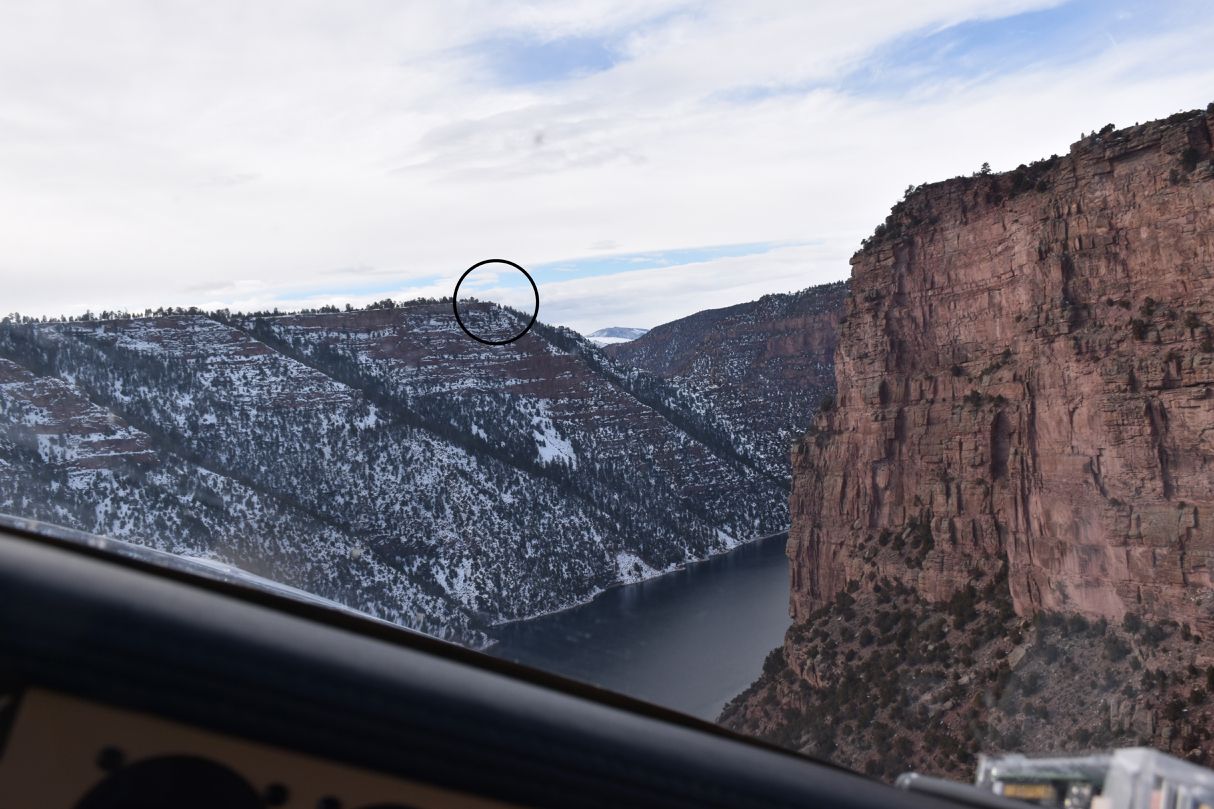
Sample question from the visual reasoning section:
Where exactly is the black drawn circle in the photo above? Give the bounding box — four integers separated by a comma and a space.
452, 259, 539, 345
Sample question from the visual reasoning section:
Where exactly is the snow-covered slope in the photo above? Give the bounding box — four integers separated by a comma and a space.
0, 355, 479, 642
587, 326, 648, 346
605, 283, 847, 481
0, 304, 785, 645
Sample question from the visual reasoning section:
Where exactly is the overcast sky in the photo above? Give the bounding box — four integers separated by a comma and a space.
3, 1, 1213, 334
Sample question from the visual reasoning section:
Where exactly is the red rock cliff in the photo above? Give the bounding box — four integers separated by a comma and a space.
792, 106, 1214, 634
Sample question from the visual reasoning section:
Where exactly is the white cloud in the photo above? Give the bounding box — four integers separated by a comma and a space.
457, 263, 538, 314
538, 242, 854, 333
0, 1, 1212, 331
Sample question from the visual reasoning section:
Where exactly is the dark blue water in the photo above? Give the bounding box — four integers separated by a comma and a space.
488, 533, 791, 720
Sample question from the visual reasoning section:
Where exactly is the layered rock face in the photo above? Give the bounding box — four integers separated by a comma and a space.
0, 303, 785, 644
792, 107, 1214, 634
723, 106, 1214, 779
607, 282, 847, 480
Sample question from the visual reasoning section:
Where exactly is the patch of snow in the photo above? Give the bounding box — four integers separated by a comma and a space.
717, 528, 741, 550
354, 405, 380, 430
531, 401, 577, 468
433, 557, 479, 605
615, 551, 660, 583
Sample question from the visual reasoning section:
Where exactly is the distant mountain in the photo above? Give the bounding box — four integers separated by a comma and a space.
0, 303, 786, 645
587, 327, 649, 346
605, 282, 848, 480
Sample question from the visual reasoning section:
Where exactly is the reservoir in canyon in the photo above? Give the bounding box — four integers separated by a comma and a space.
489, 532, 792, 720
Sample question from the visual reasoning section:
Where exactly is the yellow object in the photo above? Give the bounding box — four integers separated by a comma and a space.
1001, 782, 1057, 801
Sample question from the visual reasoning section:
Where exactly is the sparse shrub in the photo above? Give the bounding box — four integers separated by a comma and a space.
894, 735, 914, 758
1021, 671, 1044, 696
1142, 622, 1168, 646
762, 647, 786, 677
1104, 635, 1131, 662
1182, 147, 1201, 173
948, 585, 979, 628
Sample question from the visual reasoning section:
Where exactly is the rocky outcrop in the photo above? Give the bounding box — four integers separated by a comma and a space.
607, 282, 847, 479
790, 105, 1214, 636
723, 107, 1214, 777
722, 571, 1214, 779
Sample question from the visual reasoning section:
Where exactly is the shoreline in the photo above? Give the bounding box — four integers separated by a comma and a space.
482, 528, 790, 643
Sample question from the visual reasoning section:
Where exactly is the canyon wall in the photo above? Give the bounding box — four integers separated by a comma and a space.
607, 282, 846, 480
792, 106, 1214, 634
0, 304, 786, 644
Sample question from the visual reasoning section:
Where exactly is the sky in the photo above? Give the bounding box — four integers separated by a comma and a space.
2, 1, 1213, 334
